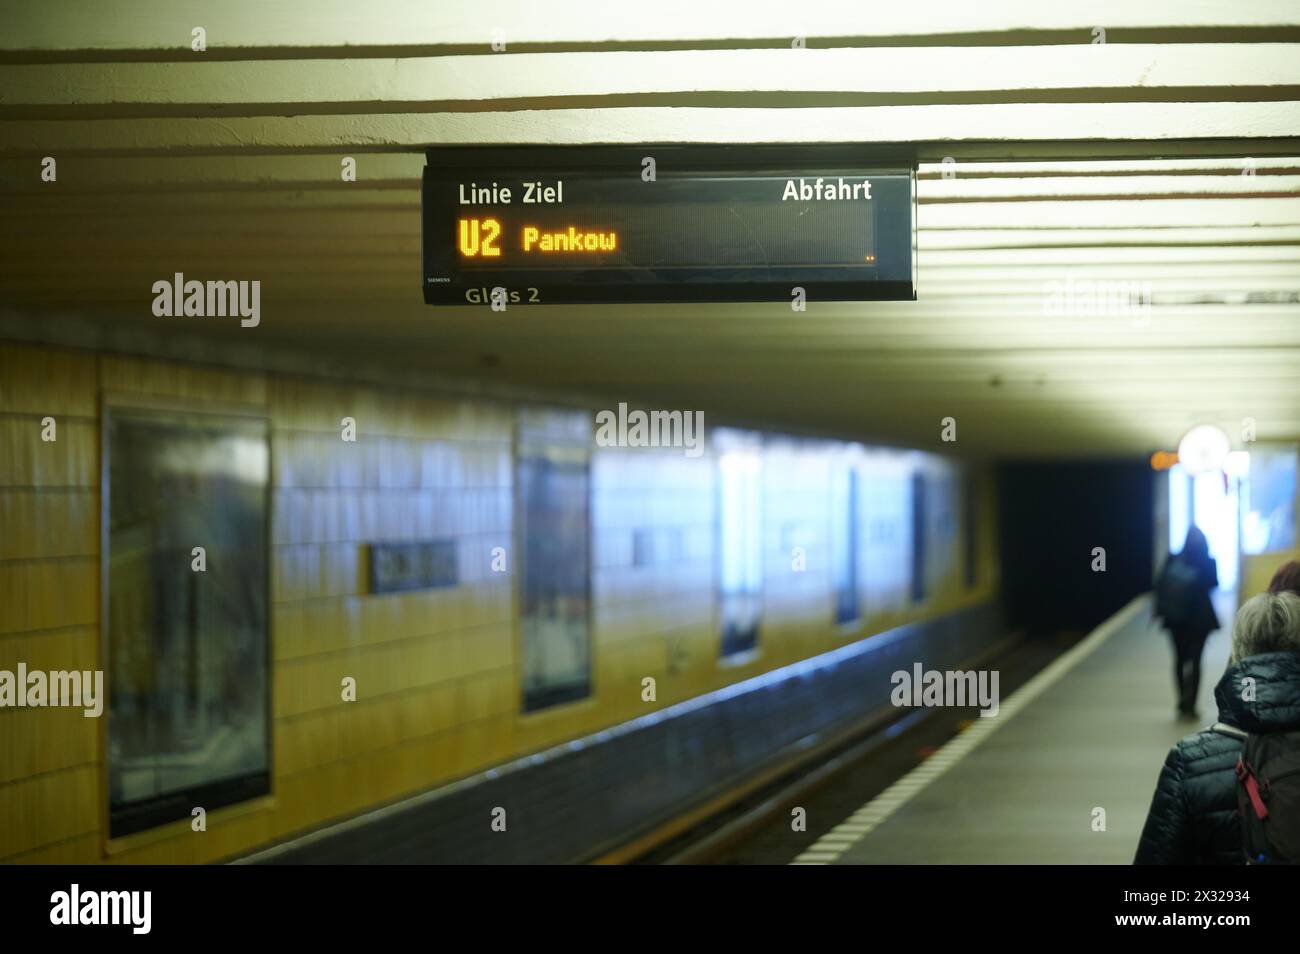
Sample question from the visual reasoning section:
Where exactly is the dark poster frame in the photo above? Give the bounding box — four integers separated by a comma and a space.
101, 401, 272, 839
515, 423, 593, 713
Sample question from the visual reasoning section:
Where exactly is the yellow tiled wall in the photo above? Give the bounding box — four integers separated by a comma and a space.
0, 340, 999, 863
1242, 549, 1299, 602
0, 344, 100, 862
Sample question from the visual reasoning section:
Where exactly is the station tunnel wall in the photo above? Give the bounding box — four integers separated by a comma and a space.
0, 339, 1001, 863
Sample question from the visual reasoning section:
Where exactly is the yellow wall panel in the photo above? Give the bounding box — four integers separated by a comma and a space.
0, 490, 97, 560
268, 773, 318, 841
0, 627, 98, 733
298, 598, 355, 656
188, 809, 275, 864
393, 681, 461, 743
276, 709, 341, 777
0, 344, 97, 417
449, 714, 515, 778
0, 764, 98, 859
0, 560, 97, 634
100, 354, 266, 406
459, 669, 514, 722
0, 418, 98, 488
1241, 548, 1296, 601
5, 833, 100, 865
0, 707, 95, 784
1, 341, 1002, 864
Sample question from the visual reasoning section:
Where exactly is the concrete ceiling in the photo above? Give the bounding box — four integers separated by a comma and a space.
3, 0, 1300, 457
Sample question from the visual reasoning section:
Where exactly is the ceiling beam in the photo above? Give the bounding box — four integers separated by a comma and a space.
4, 45, 1298, 119
5, 1, 1299, 59
3, 104, 1299, 159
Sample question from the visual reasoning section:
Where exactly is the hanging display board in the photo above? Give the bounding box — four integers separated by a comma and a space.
423, 144, 915, 305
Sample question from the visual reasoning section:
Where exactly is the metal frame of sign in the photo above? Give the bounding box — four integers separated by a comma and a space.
422, 144, 916, 306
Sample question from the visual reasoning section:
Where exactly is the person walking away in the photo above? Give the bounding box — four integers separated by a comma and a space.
1154, 525, 1220, 719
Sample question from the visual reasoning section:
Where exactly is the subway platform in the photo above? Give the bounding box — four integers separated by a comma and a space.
795, 593, 1236, 865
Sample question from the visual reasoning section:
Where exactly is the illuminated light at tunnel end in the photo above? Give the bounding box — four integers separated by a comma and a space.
1177, 424, 1231, 476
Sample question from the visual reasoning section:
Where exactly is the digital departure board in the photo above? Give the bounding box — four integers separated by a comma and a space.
422, 145, 916, 305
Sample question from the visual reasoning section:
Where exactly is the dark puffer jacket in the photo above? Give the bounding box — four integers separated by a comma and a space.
1135, 652, 1300, 864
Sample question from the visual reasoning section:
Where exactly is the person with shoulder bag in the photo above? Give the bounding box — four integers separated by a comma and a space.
1153, 525, 1220, 719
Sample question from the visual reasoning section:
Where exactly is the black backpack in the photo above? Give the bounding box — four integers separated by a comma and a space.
1214, 723, 1300, 863
1156, 557, 1201, 626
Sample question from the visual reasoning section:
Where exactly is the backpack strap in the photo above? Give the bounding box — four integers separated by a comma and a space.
1237, 758, 1270, 820
1211, 722, 1248, 740
1215, 723, 1271, 822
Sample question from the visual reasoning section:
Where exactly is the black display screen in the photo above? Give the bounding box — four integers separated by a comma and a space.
422, 145, 915, 305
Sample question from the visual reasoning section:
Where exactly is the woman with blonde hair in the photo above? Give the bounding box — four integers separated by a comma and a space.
1136, 589, 1300, 864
